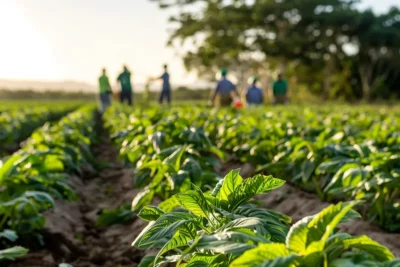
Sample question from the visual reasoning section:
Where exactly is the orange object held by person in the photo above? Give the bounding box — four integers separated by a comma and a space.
233, 97, 243, 109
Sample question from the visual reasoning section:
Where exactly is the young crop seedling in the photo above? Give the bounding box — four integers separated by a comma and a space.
133, 170, 291, 266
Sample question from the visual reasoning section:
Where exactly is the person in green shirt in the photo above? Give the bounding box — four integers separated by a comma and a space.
117, 65, 133, 106
98, 68, 112, 113
272, 73, 288, 105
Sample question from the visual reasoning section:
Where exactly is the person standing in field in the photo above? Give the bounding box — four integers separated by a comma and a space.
98, 68, 112, 113
117, 65, 133, 106
272, 73, 288, 105
211, 68, 238, 107
246, 77, 264, 106
155, 64, 171, 105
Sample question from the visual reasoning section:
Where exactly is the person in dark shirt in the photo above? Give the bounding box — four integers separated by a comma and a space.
272, 73, 288, 105
156, 64, 171, 104
211, 68, 237, 107
117, 65, 133, 106
246, 77, 264, 106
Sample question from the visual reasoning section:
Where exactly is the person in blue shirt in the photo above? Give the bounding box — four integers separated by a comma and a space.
156, 64, 171, 104
117, 65, 133, 106
246, 77, 264, 105
211, 68, 237, 107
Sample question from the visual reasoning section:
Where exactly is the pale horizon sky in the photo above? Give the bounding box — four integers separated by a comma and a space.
0, 0, 398, 87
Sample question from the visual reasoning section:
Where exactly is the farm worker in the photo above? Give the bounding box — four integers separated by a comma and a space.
98, 68, 112, 113
210, 68, 238, 107
272, 73, 288, 105
154, 64, 171, 105
246, 77, 264, 106
117, 65, 133, 106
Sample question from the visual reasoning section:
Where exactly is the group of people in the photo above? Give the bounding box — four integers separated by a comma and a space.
211, 69, 288, 107
98, 64, 171, 112
98, 65, 288, 112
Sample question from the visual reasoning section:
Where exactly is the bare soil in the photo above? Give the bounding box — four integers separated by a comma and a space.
8, 135, 145, 267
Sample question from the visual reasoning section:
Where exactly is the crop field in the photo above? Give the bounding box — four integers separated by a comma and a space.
0, 103, 399, 267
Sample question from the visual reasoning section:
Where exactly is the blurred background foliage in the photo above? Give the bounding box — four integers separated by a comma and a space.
150, 0, 400, 102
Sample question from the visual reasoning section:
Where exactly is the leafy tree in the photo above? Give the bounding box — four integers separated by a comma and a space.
150, 0, 400, 101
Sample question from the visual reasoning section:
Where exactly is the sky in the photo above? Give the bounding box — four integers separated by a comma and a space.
0, 0, 398, 88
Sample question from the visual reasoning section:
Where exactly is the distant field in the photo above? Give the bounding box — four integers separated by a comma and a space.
1, 103, 399, 266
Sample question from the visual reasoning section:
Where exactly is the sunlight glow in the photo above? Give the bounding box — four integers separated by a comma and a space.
0, 2, 62, 80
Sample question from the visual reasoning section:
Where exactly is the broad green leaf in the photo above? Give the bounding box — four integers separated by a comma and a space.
316, 157, 355, 174
182, 158, 202, 183
382, 260, 400, 267
157, 227, 195, 260
286, 216, 314, 254
138, 255, 156, 267
138, 206, 165, 221
204, 194, 229, 212
150, 131, 165, 153
341, 167, 368, 188
132, 187, 155, 212
330, 259, 383, 267
158, 195, 180, 212
217, 169, 243, 201
155, 254, 182, 266
258, 256, 298, 267
132, 212, 197, 249
186, 253, 228, 267
44, 154, 64, 172
0, 154, 22, 183
175, 188, 214, 219
235, 205, 292, 224
228, 174, 285, 211
341, 235, 394, 261
286, 202, 360, 255
211, 179, 224, 197
135, 169, 152, 188
163, 145, 186, 172
230, 243, 291, 267
307, 202, 358, 246
195, 238, 254, 255
24, 191, 55, 207
221, 217, 265, 231
300, 251, 323, 267
169, 170, 190, 190
302, 159, 315, 183
0, 230, 18, 242
209, 146, 227, 161
324, 163, 362, 192
0, 246, 29, 261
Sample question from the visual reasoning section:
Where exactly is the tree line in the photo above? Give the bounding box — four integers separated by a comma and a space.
150, 0, 400, 101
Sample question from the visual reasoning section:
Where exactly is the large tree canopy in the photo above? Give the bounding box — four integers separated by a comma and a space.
151, 0, 400, 101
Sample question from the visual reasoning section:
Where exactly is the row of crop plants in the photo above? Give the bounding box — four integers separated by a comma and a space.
104, 105, 398, 267
164, 105, 399, 232
197, 106, 400, 233
0, 106, 97, 262
0, 104, 77, 150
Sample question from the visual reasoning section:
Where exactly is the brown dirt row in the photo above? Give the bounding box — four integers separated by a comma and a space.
8, 135, 145, 267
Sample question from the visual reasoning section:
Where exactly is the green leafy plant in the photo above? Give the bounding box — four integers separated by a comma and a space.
231, 202, 396, 267
133, 170, 290, 266
0, 229, 28, 262
0, 106, 97, 253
